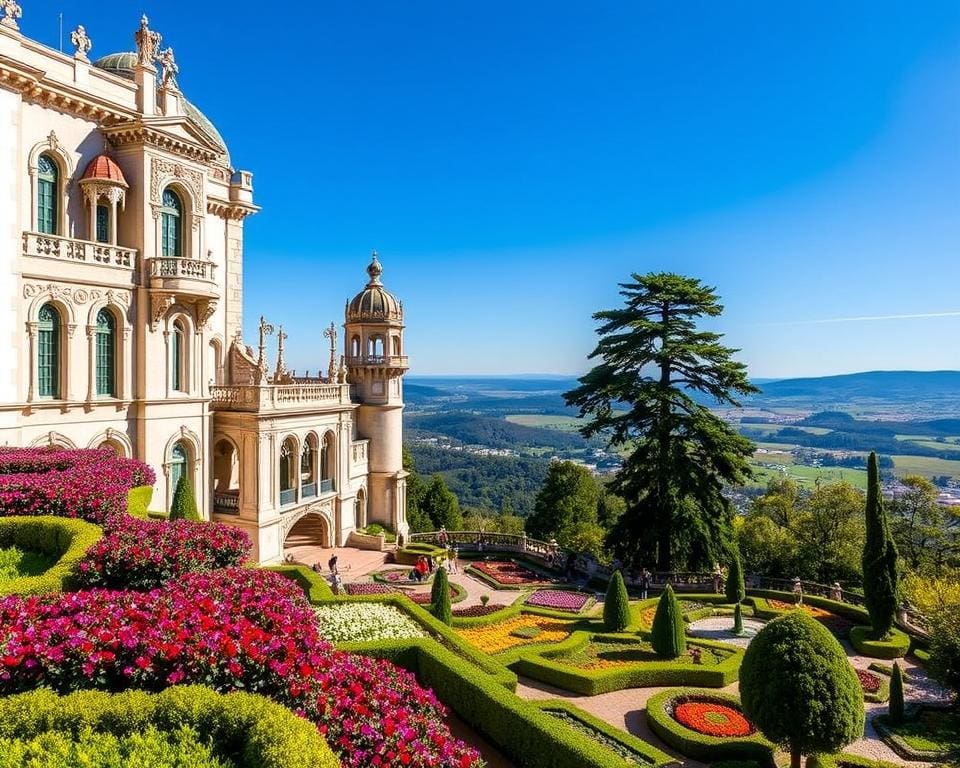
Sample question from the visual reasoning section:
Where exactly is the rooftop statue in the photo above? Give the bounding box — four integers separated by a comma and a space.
134, 15, 161, 66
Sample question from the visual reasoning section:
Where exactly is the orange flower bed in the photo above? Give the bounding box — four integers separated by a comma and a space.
767, 600, 853, 635
674, 699, 754, 738
456, 615, 573, 654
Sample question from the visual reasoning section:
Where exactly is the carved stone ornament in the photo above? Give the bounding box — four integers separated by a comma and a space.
71, 25, 93, 60
0, 0, 22, 30
156, 47, 178, 89
134, 15, 161, 66
23, 282, 102, 305
151, 294, 176, 330
196, 299, 218, 330
150, 157, 203, 213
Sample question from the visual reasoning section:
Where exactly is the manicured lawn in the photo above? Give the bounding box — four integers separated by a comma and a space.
880, 708, 960, 755
0, 545, 57, 583
556, 639, 733, 670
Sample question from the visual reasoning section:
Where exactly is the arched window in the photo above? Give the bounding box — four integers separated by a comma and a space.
169, 441, 188, 511
351, 336, 361, 357
392, 335, 401, 356
96, 204, 109, 243
37, 154, 59, 235
37, 303, 61, 398
171, 319, 185, 392
301, 435, 317, 499
320, 432, 336, 493
160, 188, 183, 257
95, 309, 116, 397
279, 437, 298, 506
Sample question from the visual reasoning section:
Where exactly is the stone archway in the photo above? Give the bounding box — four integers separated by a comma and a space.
284, 512, 331, 550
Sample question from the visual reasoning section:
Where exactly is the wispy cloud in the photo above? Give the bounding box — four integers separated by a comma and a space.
762, 311, 960, 327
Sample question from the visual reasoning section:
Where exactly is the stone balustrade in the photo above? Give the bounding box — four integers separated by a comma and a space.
351, 439, 368, 463
210, 383, 352, 413
346, 354, 409, 368
22, 230, 136, 270
148, 256, 216, 282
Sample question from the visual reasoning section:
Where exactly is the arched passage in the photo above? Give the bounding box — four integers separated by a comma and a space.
284, 512, 331, 550
213, 438, 240, 513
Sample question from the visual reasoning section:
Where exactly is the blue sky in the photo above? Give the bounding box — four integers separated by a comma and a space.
22, 2, 960, 378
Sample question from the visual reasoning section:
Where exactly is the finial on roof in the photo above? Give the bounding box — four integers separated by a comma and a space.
71, 25, 93, 61
366, 250, 383, 286
135, 14, 162, 66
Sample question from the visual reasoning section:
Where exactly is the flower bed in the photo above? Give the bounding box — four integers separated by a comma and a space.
674, 699, 755, 737
0, 448, 154, 525
767, 599, 854, 637
543, 707, 658, 765
344, 582, 395, 596
407, 585, 461, 605
525, 589, 592, 613
453, 604, 508, 618
77, 518, 251, 590
314, 602, 428, 643
457, 615, 573, 654
557, 638, 732, 671
374, 567, 433, 585
467, 559, 553, 587
856, 668, 881, 694
0, 568, 480, 768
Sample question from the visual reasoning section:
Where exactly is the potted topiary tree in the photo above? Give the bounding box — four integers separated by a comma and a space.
651, 584, 686, 658
431, 566, 452, 625
169, 473, 199, 521
604, 570, 631, 632
725, 549, 746, 634
740, 611, 864, 768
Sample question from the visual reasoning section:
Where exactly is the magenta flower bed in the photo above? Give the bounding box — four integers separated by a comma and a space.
524, 589, 591, 612
0, 568, 480, 767
0, 448, 154, 525
77, 518, 252, 590
345, 583, 395, 596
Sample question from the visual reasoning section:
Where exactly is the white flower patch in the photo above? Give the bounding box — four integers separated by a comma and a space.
314, 602, 428, 642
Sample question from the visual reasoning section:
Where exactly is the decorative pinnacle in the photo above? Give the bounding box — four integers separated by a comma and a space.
366, 250, 383, 286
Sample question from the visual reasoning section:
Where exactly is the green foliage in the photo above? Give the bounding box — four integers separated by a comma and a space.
0, 545, 56, 582
740, 612, 864, 766
726, 549, 745, 604
734, 602, 744, 635
565, 272, 757, 571
169, 472, 199, 521
863, 452, 899, 638
262, 565, 334, 603
603, 570, 631, 632
431, 566, 452, 625
805, 753, 902, 768
0, 686, 338, 768
126, 485, 154, 519
889, 475, 958, 574
422, 474, 463, 530
889, 662, 905, 724
0, 516, 102, 595
403, 445, 434, 532
848, 626, 910, 659
395, 542, 447, 566
527, 461, 600, 543
651, 584, 687, 658
645, 688, 773, 762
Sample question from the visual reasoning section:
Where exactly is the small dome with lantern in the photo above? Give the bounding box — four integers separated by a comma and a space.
346, 252, 403, 323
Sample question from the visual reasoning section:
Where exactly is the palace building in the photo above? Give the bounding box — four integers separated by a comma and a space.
0, 7, 409, 561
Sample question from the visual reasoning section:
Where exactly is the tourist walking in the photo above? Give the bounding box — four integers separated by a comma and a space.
447, 546, 458, 574
328, 553, 339, 574
640, 567, 651, 599
712, 564, 723, 594
792, 576, 803, 605
438, 526, 449, 547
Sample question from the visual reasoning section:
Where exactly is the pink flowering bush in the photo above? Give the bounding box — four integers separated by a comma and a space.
0, 448, 154, 525
77, 518, 252, 590
0, 568, 481, 768
524, 589, 592, 613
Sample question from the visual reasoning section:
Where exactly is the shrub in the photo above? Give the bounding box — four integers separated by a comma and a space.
889, 662, 904, 723
725, 551, 745, 605
848, 625, 910, 659
603, 570, 631, 631
0, 448, 154, 525
169, 473, 199, 521
863, 452, 898, 638
77, 518, 250, 590
126, 485, 154, 519
740, 612, 863, 768
0, 686, 338, 768
0, 516, 101, 595
264, 564, 335, 603
652, 584, 686, 658
0, 568, 480, 767
429, 566, 451, 623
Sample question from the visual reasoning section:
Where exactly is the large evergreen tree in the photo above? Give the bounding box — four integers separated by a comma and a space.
863, 451, 899, 638
403, 446, 433, 533
565, 273, 757, 570
422, 474, 463, 531
526, 461, 600, 544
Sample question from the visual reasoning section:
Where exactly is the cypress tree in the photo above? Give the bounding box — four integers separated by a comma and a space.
734, 602, 744, 635
863, 452, 898, 638
726, 549, 746, 633
603, 570, 631, 632
169, 473, 199, 521
888, 662, 904, 724
651, 584, 686, 658
432, 566, 452, 625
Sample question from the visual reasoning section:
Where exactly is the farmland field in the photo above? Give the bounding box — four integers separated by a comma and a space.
505, 414, 583, 432
739, 423, 833, 436
891, 454, 960, 478
746, 460, 869, 490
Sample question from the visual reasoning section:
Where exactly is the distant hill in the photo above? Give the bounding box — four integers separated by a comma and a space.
751, 370, 960, 403
406, 412, 590, 451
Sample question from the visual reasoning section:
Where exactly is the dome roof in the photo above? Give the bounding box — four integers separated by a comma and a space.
346, 253, 403, 323
80, 154, 128, 186
92, 52, 231, 163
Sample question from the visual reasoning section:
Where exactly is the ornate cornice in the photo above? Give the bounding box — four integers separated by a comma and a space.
105, 122, 221, 164
207, 197, 260, 221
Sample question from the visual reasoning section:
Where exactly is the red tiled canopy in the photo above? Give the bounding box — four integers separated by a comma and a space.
81, 154, 128, 186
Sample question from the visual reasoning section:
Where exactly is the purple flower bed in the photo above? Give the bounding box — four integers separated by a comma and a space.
0, 448, 154, 525
77, 518, 252, 590
524, 589, 591, 613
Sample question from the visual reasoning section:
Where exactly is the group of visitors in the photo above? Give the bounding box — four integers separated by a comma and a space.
311, 553, 343, 595
411, 555, 433, 582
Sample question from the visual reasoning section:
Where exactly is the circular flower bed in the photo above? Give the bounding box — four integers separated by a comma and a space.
373, 568, 432, 585
856, 668, 882, 693
524, 589, 591, 613
674, 698, 755, 737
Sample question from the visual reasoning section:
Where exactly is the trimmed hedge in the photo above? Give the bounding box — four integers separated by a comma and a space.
126, 485, 154, 518
0, 516, 101, 595
646, 688, 774, 763
0, 685, 339, 768
806, 753, 901, 768
395, 543, 447, 565
849, 625, 910, 659
264, 564, 335, 602
747, 590, 871, 625
873, 708, 955, 762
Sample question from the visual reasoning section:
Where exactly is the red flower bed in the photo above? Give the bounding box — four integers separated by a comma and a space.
856, 668, 881, 694
345, 583, 395, 596
407, 587, 457, 605
673, 697, 755, 738
77, 518, 252, 590
0, 448, 154, 525
0, 568, 480, 767
453, 604, 508, 618
470, 559, 549, 586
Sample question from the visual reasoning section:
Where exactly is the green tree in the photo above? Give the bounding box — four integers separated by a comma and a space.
422, 474, 463, 531
564, 521, 608, 561
497, 513, 525, 535
651, 584, 686, 658
888, 662, 904, 724
740, 612, 864, 768
725, 548, 745, 632
431, 566, 452, 625
565, 273, 757, 571
169, 473, 199, 521
889, 475, 959, 574
403, 446, 433, 533
863, 452, 899, 638
526, 461, 600, 545
603, 570, 631, 631
736, 513, 798, 578
597, 490, 627, 530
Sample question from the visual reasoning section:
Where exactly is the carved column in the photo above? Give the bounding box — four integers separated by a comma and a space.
121, 327, 131, 401
25, 322, 37, 403
85, 325, 96, 403
163, 330, 170, 398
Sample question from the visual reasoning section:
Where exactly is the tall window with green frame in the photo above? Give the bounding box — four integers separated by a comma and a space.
160, 188, 182, 257
37, 303, 60, 398
95, 309, 116, 397
171, 320, 184, 391
96, 204, 109, 243
37, 155, 58, 235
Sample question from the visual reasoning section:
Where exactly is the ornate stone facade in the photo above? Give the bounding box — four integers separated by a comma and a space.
0, 11, 407, 562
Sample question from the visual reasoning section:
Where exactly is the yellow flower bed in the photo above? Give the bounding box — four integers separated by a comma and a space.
456, 615, 573, 654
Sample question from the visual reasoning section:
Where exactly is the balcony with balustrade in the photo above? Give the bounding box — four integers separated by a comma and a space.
210, 383, 353, 414
147, 256, 218, 297
346, 354, 409, 370
21, 231, 137, 284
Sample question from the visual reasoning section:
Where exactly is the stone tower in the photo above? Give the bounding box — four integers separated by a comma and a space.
345, 253, 409, 538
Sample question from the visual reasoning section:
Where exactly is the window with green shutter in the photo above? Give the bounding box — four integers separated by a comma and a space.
95, 309, 116, 397
96, 204, 109, 243
160, 188, 182, 257
37, 303, 60, 398
171, 320, 184, 391
37, 155, 58, 235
